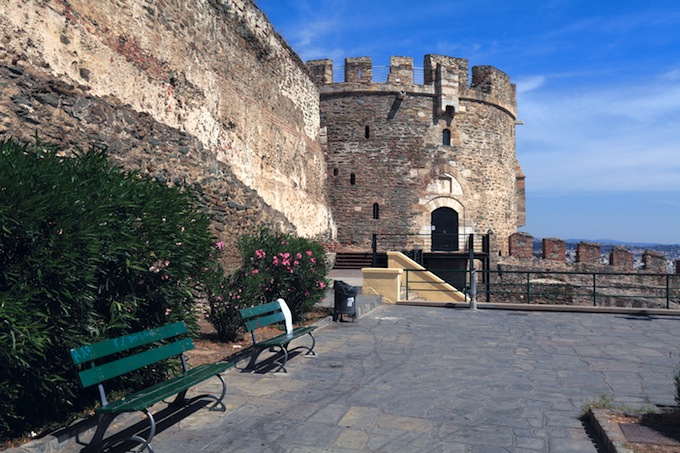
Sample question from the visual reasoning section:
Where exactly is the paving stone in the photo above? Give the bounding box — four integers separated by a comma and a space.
25, 305, 680, 452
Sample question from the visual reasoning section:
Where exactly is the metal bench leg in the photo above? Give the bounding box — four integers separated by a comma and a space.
244, 347, 267, 372
187, 373, 228, 411
306, 332, 316, 356
80, 409, 156, 453
273, 345, 289, 373
137, 408, 157, 453
79, 413, 116, 452
289, 333, 317, 357
169, 389, 189, 408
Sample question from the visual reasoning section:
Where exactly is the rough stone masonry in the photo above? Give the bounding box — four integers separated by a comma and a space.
0, 0, 333, 267
1, 0, 527, 263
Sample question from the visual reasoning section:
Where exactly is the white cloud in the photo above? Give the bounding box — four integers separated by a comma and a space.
517, 75, 680, 194
515, 75, 546, 94
660, 69, 680, 81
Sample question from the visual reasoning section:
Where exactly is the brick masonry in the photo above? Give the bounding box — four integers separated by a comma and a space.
543, 238, 566, 262
509, 232, 533, 260
610, 246, 634, 270
643, 251, 667, 273
577, 242, 601, 265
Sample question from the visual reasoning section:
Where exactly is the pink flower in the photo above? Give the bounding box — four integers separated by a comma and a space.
165, 308, 172, 316
311, 257, 316, 264
319, 282, 326, 289
251, 269, 259, 275
216, 241, 225, 250
296, 252, 302, 259
306, 250, 313, 256
255, 249, 266, 259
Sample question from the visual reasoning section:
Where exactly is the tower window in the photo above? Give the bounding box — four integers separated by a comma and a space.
442, 129, 451, 146
350, 173, 356, 185
372, 203, 380, 219
364, 125, 370, 139
333, 168, 338, 176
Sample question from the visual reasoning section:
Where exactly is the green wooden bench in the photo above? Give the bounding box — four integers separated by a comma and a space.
239, 300, 317, 373
69, 322, 234, 453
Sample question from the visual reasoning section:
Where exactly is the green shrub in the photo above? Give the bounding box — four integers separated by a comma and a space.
0, 138, 218, 440
208, 228, 329, 341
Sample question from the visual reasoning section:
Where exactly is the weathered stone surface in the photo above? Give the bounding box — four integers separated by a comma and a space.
543, 238, 566, 262
509, 232, 534, 259
577, 241, 601, 265
0, 0, 333, 269
311, 56, 524, 254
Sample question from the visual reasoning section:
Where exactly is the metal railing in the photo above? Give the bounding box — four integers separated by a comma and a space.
372, 233, 490, 255
403, 268, 680, 310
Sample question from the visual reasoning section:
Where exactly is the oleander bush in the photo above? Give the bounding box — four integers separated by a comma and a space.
0, 138, 218, 441
208, 228, 329, 341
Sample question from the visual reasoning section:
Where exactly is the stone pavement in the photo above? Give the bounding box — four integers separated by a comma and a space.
125, 305, 680, 452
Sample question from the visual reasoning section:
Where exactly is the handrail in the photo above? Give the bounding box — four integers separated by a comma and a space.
403, 268, 680, 309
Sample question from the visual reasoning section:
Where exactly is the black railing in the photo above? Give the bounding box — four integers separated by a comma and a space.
402, 268, 680, 309
371, 233, 490, 267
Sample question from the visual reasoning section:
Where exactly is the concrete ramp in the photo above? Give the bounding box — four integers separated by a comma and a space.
362, 252, 467, 304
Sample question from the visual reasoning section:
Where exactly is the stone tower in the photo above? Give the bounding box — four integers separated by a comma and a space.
307, 55, 525, 255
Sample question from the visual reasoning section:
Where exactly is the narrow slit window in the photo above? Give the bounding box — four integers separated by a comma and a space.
442, 129, 451, 146
350, 173, 356, 185
372, 203, 380, 219
365, 125, 370, 139
333, 168, 339, 176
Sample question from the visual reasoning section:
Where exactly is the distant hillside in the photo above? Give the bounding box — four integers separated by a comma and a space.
564, 239, 678, 247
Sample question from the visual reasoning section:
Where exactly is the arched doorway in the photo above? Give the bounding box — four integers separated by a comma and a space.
431, 207, 459, 251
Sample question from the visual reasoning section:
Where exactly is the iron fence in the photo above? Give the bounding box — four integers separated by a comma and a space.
372, 233, 490, 255
403, 268, 680, 310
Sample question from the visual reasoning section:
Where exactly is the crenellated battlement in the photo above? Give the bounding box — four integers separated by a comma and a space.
306, 54, 517, 118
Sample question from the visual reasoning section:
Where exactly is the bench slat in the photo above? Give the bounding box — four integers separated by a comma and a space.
78, 338, 194, 388
253, 326, 317, 349
239, 301, 280, 319
70, 322, 187, 364
98, 361, 234, 413
243, 311, 286, 332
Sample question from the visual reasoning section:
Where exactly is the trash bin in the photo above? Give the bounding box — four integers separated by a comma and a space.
333, 280, 357, 322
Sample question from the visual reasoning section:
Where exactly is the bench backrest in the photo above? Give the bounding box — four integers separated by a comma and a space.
70, 322, 193, 389
239, 301, 285, 333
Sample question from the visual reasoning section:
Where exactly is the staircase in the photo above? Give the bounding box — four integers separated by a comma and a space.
333, 252, 373, 269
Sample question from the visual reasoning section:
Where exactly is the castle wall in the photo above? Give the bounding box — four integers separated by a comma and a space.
577, 242, 601, 265
310, 55, 524, 253
610, 246, 634, 270
500, 232, 678, 309
0, 0, 333, 267
506, 232, 676, 274
542, 238, 566, 262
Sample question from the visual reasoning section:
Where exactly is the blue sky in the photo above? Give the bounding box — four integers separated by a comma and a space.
256, 0, 680, 245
